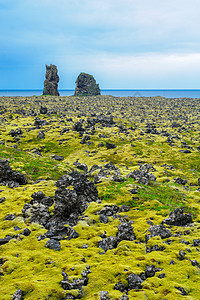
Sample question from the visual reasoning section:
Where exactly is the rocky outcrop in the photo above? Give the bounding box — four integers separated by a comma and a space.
0, 159, 27, 187
74, 73, 101, 96
163, 208, 192, 226
43, 64, 59, 96
22, 171, 99, 243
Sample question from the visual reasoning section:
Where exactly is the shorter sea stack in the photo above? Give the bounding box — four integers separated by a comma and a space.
43, 64, 59, 96
74, 72, 101, 96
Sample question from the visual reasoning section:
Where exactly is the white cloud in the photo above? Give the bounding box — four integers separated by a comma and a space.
1, 0, 200, 88
59, 52, 200, 88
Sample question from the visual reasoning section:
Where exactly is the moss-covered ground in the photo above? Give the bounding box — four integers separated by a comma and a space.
0, 95, 200, 299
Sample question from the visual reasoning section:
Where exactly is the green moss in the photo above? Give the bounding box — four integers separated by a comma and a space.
0, 95, 200, 299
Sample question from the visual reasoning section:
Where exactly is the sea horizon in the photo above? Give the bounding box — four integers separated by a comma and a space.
1, 89, 200, 98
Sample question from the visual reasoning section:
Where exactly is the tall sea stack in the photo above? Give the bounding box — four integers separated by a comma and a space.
74, 73, 101, 96
43, 64, 60, 96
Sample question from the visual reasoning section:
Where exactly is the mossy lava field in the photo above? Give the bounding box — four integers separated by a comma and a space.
0, 95, 200, 300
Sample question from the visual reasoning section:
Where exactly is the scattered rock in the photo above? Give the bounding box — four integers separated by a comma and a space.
40, 106, 48, 114
193, 239, 200, 246
37, 130, 45, 139
127, 273, 143, 290
98, 236, 118, 251
52, 155, 64, 161
22, 228, 31, 236
175, 178, 187, 185
61, 266, 91, 297
43, 64, 59, 96
34, 117, 48, 128
146, 224, 172, 241
145, 265, 156, 278
158, 273, 165, 279
106, 142, 116, 149
114, 282, 126, 292
175, 286, 187, 296
99, 291, 110, 300
0, 159, 27, 187
12, 289, 23, 300
117, 222, 135, 242
73, 161, 88, 172
45, 239, 61, 251
127, 167, 156, 185
74, 73, 101, 96
0, 236, 12, 246
190, 260, 200, 267
179, 250, 186, 260
4, 214, 16, 221
163, 208, 192, 226
0, 197, 5, 203
9, 128, 22, 137
99, 214, 109, 223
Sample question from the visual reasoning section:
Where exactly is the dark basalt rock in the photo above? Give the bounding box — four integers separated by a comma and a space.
117, 222, 135, 242
0, 197, 5, 203
127, 273, 143, 290
175, 286, 187, 296
52, 155, 64, 161
74, 73, 101, 96
114, 282, 126, 292
98, 236, 119, 251
175, 177, 187, 185
22, 171, 98, 241
99, 291, 110, 300
9, 128, 22, 137
34, 117, 48, 128
43, 64, 59, 96
0, 236, 12, 245
127, 167, 156, 186
106, 142, 116, 149
99, 221, 134, 251
0, 159, 27, 187
190, 260, 200, 267
146, 224, 172, 241
37, 130, 45, 139
145, 265, 156, 278
73, 161, 88, 172
179, 250, 186, 260
45, 239, 61, 251
12, 289, 23, 300
40, 106, 48, 114
163, 208, 192, 226
61, 266, 91, 298
87, 114, 115, 127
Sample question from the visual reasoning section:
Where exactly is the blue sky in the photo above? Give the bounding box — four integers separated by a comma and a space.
1, 0, 200, 89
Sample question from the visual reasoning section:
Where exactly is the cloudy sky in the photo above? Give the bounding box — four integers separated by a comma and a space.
1, 0, 200, 89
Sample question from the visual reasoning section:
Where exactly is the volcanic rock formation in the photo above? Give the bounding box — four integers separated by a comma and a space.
43, 64, 59, 96
74, 72, 101, 96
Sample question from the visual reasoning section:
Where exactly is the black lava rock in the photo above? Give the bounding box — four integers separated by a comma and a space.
106, 142, 116, 149
52, 155, 64, 161
0, 159, 27, 187
163, 208, 192, 226
146, 224, 172, 241
45, 239, 61, 251
175, 286, 187, 295
12, 289, 23, 300
127, 273, 143, 290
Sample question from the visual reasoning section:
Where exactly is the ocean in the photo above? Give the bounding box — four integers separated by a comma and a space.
1, 89, 200, 98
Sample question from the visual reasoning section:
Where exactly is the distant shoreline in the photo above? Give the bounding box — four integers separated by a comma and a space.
1, 89, 200, 98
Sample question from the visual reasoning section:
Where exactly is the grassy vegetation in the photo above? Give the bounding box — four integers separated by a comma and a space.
0, 95, 200, 299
